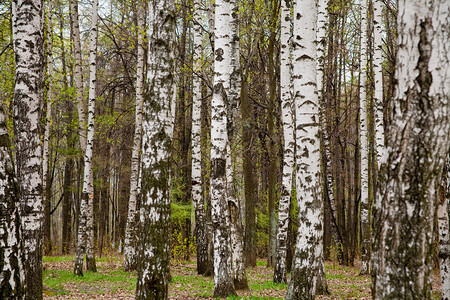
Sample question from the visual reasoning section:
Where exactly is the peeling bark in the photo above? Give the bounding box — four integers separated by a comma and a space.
372, 1, 450, 298
12, 0, 44, 298
135, 0, 175, 296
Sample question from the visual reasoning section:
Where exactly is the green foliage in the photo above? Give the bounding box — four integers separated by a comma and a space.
171, 229, 196, 262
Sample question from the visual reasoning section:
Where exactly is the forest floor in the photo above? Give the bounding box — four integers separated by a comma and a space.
43, 255, 442, 299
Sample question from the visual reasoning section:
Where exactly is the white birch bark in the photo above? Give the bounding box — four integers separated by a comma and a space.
359, 0, 370, 276
12, 0, 44, 298
227, 0, 247, 288
123, 0, 145, 272
135, 0, 175, 296
74, 0, 98, 276
191, 0, 209, 275
286, 0, 328, 297
273, 0, 294, 284
373, 0, 385, 165
372, 0, 450, 298
210, 0, 236, 296
439, 155, 450, 299
70, 0, 86, 153
0, 102, 22, 298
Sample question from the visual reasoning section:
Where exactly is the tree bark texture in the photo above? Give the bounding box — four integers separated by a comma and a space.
439, 155, 450, 300
359, 0, 370, 276
12, 0, 44, 298
135, 0, 175, 296
0, 101, 22, 298
210, 0, 237, 296
274, 0, 294, 284
286, 0, 328, 298
372, 1, 449, 298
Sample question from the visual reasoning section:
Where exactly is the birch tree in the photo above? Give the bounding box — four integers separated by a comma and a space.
74, 0, 99, 276
123, 0, 146, 272
210, 0, 236, 295
191, 0, 209, 275
273, 0, 294, 284
227, 0, 248, 288
359, 0, 370, 275
0, 102, 22, 298
372, 0, 450, 297
286, 0, 328, 297
70, 0, 86, 153
372, 0, 385, 164
135, 0, 175, 295
12, 0, 44, 298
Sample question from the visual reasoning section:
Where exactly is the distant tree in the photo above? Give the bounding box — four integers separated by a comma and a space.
12, 0, 44, 298
74, 0, 99, 276
123, 0, 146, 272
135, 0, 175, 296
372, 0, 450, 298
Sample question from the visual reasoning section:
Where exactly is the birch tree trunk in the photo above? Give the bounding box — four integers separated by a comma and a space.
372, 0, 450, 297
0, 102, 22, 298
273, 0, 294, 284
70, 0, 86, 153
210, 0, 236, 296
74, 0, 99, 276
372, 0, 385, 165
359, 0, 370, 275
227, 0, 248, 288
12, 0, 44, 298
192, 0, 209, 275
135, 0, 175, 296
123, 0, 145, 272
439, 154, 450, 299
286, 0, 328, 297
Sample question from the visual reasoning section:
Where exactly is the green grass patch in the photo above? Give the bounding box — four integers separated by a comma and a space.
43, 269, 136, 294
256, 260, 267, 267
250, 280, 287, 291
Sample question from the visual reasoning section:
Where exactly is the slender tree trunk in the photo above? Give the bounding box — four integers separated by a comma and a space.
191, 0, 208, 275
359, 0, 370, 275
274, 0, 294, 284
266, 0, 278, 269
74, 0, 99, 275
372, 1, 449, 297
70, 0, 86, 153
0, 100, 22, 298
439, 154, 450, 299
286, 0, 328, 297
42, 1, 53, 256
242, 72, 257, 268
13, 0, 44, 298
227, 0, 248, 288
60, 5, 74, 254
135, 0, 175, 296
372, 0, 385, 165
123, 0, 145, 272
